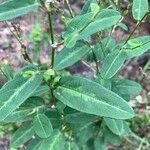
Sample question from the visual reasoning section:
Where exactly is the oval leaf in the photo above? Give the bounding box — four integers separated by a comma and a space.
0, 74, 43, 121
132, 0, 149, 21
3, 109, 34, 123
33, 114, 53, 138
40, 130, 65, 150
100, 48, 127, 79
54, 42, 91, 70
80, 0, 97, 15
64, 9, 121, 48
11, 124, 34, 148
94, 136, 107, 150
112, 78, 142, 101
54, 76, 134, 120
104, 118, 131, 136
103, 128, 121, 146
124, 36, 150, 59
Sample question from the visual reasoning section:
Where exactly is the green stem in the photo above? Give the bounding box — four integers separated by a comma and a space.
47, 10, 55, 68
83, 41, 99, 74
92, 50, 99, 74
65, 0, 74, 18
47, 9, 56, 103
98, 32, 105, 57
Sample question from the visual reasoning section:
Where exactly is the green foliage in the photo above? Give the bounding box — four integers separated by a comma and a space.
11, 124, 35, 148
112, 78, 142, 101
63, 8, 121, 48
0, 74, 43, 121
0, 0, 149, 149
54, 42, 91, 70
54, 76, 134, 119
33, 114, 53, 138
1, 64, 13, 80
132, 0, 149, 20
100, 36, 150, 79
104, 118, 131, 136
0, 0, 38, 21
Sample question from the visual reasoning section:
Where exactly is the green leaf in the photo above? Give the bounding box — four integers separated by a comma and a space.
54, 42, 91, 70
45, 110, 63, 128
132, 0, 149, 21
33, 114, 53, 138
112, 78, 142, 101
54, 76, 134, 119
0, 0, 39, 21
127, 39, 142, 47
0, 76, 26, 104
39, 130, 65, 150
0, 74, 43, 121
64, 33, 78, 48
21, 96, 44, 108
64, 142, 79, 150
15, 64, 39, 77
102, 37, 116, 53
3, 109, 34, 123
80, 0, 97, 15
100, 36, 150, 79
1, 64, 13, 80
117, 22, 128, 31
62, 12, 93, 43
90, 3, 100, 15
104, 118, 131, 136
100, 48, 127, 79
31, 85, 49, 96
27, 137, 41, 150
76, 125, 95, 145
78, 9, 121, 40
95, 75, 112, 90
94, 136, 107, 150
103, 128, 121, 146
56, 101, 66, 114
11, 124, 35, 148
64, 9, 121, 48
109, 0, 118, 10
65, 112, 98, 124
124, 36, 150, 59
89, 38, 116, 62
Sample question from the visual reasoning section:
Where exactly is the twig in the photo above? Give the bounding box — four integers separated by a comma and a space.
123, 12, 149, 45
64, 0, 74, 18
82, 61, 96, 74
137, 138, 145, 150
5, 22, 32, 63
